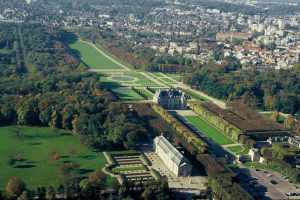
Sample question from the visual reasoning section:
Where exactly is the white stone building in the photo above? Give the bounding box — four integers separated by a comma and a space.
153, 89, 187, 110
153, 135, 192, 177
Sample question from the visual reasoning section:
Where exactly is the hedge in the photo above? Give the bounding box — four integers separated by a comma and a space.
119, 173, 126, 183
151, 168, 162, 180
143, 164, 150, 171
190, 102, 244, 142
106, 154, 117, 165
141, 152, 152, 166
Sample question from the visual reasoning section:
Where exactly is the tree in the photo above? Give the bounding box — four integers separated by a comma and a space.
112, 178, 120, 190
53, 154, 60, 161
58, 162, 81, 179
16, 154, 21, 163
4, 177, 26, 200
67, 147, 76, 158
57, 184, 64, 196
36, 187, 46, 200
10, 125, 23, 137
50, 150, 56, 155
270, 111, 279, 122
88, 170, 107, 195
284, 115, 296, 130
17, 191, 29, 200
46, 186, 55, 200
6, 153, 15, 167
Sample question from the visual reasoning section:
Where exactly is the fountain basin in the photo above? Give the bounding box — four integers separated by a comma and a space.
113, 76, 132, 81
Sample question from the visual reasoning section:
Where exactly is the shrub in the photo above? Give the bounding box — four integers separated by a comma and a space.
50, 150, 56, 155
53, 154, 60, 161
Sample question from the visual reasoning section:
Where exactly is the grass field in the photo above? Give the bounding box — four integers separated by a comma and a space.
138, 89, 153, 99
0, 49, 12, 54
113, 166, 145, 172
164, 73, 181, 77
237, 146, 249, 155
185, 116, 234, 145
186, 90, 213, 103
172, 77, 181, 81
0, 126, 113, 191
151, 73, 164, 77
67, 40, 123, 70
113, 89, 144, 100
161, 78, 176, 83
261, 113, 286, 124
106, 150, 140, 155
243, 162, 283, 175
227, 145, 243, 152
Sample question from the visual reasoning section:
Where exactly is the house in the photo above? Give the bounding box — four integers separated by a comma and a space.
153, 135, 192, 177
153, 89, 188, 110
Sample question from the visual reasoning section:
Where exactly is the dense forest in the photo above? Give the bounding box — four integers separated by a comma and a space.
182, 63, 300, 117
0, 23, 147, 151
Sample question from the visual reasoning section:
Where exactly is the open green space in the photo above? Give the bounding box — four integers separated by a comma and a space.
227, 164, 239, 169
237, 146, 249, 155
227, 145, 243, 152
113, 89, 144, 100
186, 90, 213, 103
164, 73, 182, 77
0, 49, 12, 54
161, 78, 176, 84
106, 150, 140, 155
151, 73, 164, 77
185, 116, 234, 145
261, 113, 286, 124
172, 77, 181, 81
138, 89, 153, 99
174, 116, 209, 144
67, 40, 123, 69
113, 166, 145, 172
95, 43, 133, 69
0, 126, 113, 191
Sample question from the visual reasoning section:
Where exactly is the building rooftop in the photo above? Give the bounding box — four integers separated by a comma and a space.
154, 89, 187, 99
154, 135, 191, 167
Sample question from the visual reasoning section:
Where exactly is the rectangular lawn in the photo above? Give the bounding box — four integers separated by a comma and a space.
113, 89, 144, 100
185, 116, 234, 145
138, 89, 153, 99
113, 166, 145, 172
0, 126, 113, 191
261, 113, 286, 124
187, 90, 213, 103
161, 78, 176, 84
67, 40, 124, 69
227, 145, 243, 152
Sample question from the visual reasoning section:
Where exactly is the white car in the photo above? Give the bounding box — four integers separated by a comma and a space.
268, 174, 273, 177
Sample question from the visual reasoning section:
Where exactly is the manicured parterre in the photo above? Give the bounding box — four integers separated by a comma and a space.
67, 40, 124, 69
227, 145, 243, 152
112, 166, 145, 172
113, 89, 144, 100
185, 116, 235, 145
0, 126, 113, 191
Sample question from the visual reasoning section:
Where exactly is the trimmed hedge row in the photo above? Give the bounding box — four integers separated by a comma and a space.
190, 102, 244, 142
107, 154, 117, 165
119, 173, 126, 183
151, 168, 162, 180
151, 103, 208, 153
141, 152, 152, 166
143, 164, 150, 171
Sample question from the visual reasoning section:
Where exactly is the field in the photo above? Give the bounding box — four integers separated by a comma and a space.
261, 113, 286, 124
113, 89, 144, 100
138, 89, 153, 99
0, 49, 12, 54
67, 40, 124, 69
186, 90, 213, 103
185, 116, 234, 145
164, 73, 181, 77
227, 145, 243, 152
151, 73, 164, 77
0, 126, 113, 191
113, 166, 145, 172
161, 78, 177, 83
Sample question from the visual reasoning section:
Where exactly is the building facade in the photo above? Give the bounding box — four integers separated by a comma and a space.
153, 135, 192, 177
153, 89, 187, 109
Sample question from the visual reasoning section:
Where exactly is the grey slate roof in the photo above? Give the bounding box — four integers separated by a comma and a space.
153, 89, 187, 99
154, 135, 191, 167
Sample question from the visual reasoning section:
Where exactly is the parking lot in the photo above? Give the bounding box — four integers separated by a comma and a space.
234, 164, 300, 199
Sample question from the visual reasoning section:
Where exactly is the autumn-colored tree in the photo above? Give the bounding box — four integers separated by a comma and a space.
46, 186, 55, 200
67, 147, 76, 158
53, 154, 60, 161
6, 153, 15, 167
50, 150, 56, 155
4, 177, 26, 200
270, 111, 279, 122
88, 170, 107, 193
58, 162, 81, 179
284, 115, 296, 130
17, 191, 29, 200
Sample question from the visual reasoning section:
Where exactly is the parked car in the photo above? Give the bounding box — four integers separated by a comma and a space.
285, 193, 290, 196
263, 171, 268, 173
283, 176, 288, 179
255, 168, 259, 171
267, 174, 273, 177
294, 185, 299, 189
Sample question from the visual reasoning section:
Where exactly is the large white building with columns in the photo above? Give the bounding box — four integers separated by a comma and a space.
153, 135, 192, 177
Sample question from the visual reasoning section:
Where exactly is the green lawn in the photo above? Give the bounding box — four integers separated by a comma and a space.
0, 126, 113, 191
113, 90, 144, 100
185, 116, 234, 145
227, 164, 239, 169
186, 90, 213, 103
227, 145, 243, 152
106, 150, 140, 155
95, 43, 133, 69
261, 113, 286, 124
0, 49, 12, 54
161, 78, 176, 84
164, 73, 181, 77
172, 77, 181, 81
67, 40, 124, 69
243, 162, 283, 175
138, 89, 153, 99
151, 73, 164, 77
113, 166, 145, 172
237, 146, 249, 155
